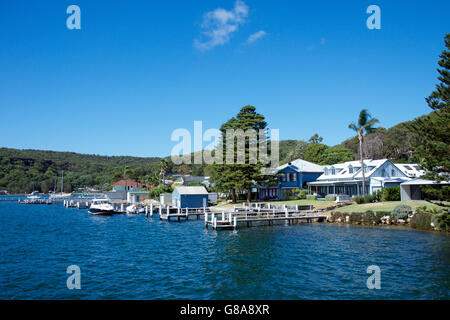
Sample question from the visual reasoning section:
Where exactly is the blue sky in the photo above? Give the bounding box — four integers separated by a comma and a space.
0, 0, 449, 157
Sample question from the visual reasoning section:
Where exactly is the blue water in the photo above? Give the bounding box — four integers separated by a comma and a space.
0, 201, 449, 300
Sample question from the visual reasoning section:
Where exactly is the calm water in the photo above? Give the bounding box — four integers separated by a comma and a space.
0, 201, 449, 299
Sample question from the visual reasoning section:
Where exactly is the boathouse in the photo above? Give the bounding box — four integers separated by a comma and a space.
172, 186, 209, 208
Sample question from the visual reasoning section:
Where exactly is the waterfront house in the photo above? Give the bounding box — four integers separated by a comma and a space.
106, 179, 150, 201
174, 175, 211, 188
307, 159, 417, 197
259, 159, 324, 201
127, 190, 150, 203
172, 186, 209, 208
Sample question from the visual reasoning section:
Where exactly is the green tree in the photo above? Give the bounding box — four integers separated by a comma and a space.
308, 134, 323, 144
210, 105, 269, 203
348, 109, 379, 195
411, 34, 449, 199
320, 146, 354, 165
303, 143, 328, 164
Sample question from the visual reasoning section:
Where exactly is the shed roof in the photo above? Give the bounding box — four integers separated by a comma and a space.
400, 178, 450, 186
174, 186, 209, 195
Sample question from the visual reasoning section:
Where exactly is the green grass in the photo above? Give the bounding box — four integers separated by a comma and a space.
215, 199, 337, 210
336, 201, 442, 213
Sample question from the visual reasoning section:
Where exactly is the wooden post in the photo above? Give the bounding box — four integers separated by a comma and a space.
233, 216, 237, 229
121, 203, 124, 212
222, 211, 225, 221
229, 212, 232, 223
159, 205, 162, 214
213, 216, 217, 229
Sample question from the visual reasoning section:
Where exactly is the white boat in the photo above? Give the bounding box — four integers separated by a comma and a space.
49, 192, 72, 200
126, 204, 145, 215
89, 199, 115, 216
27, 191, 41, 200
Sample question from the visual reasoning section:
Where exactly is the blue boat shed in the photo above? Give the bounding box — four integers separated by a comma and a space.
172, 186, 209, 208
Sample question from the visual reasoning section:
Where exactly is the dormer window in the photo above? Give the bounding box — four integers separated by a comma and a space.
324, 168, 329, 175
348, 165, 353, 174
331, 166, 335, 175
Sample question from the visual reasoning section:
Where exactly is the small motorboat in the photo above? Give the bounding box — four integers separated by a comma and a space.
88, 199, 115, 216
126, 204, 145, 215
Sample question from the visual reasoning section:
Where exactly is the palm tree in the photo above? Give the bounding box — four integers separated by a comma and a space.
159, 159, 169, 185
348, 109, 379, 196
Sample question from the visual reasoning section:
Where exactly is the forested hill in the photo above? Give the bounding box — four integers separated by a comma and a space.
0, 148, 161, 193
0, 111, 429, 193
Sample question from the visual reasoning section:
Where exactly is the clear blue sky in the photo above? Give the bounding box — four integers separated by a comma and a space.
1, 0, 449, 157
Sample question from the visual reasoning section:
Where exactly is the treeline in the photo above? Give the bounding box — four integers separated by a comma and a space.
0, 114, 432, 194
0, 148, 161, 193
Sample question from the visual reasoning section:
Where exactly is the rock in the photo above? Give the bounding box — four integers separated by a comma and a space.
345, 216, 350, 223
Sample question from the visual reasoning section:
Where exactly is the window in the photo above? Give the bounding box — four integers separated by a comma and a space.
349, 165, 353, 174
391, 169, 395, 176
331, 167, 335, 175
291, 173, 297, 182
324, 168, 329, 175
404, 165, 412, 170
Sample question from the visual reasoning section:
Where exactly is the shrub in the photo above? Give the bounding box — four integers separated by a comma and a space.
325, 195, 336, 201
298, 189, 308, 200
352, 194, 377, 204
361, 210, 384, 225
381, 187, 400, 201
349, 212, 363, 224
149, 185, 173, 199
373, 189, 382, 202
391, 204, 412, 220
432, 210, 450, 232
410, 208, 433, 230
306, 195, 316, 200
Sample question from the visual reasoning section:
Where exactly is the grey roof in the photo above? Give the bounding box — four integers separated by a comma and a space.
174, 186, 209, 195
400, 178, 450, 186
276, 159, 324, 173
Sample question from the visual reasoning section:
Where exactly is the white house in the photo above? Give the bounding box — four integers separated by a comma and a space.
307, 159, 418, 197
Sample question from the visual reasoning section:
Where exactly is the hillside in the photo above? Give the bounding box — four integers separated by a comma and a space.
0, 112, 428, 193
0, 148, 161, 193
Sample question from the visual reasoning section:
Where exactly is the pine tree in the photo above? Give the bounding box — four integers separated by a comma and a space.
412, 34, 450, 195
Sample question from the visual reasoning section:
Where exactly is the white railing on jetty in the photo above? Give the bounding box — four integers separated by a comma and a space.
204, 205, 325, 230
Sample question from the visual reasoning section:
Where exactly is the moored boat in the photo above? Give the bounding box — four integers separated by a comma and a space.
89, 199, 115, 215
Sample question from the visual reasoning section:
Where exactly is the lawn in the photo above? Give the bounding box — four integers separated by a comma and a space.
215, 199, 337, 210
336, 201, 442, 213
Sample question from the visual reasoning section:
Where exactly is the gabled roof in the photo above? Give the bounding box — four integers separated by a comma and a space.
276, 159, 324, 173
112, 179, 144, 186
394, 163, 426, 178
317, 159, 390, 181
174, 186, 209, 195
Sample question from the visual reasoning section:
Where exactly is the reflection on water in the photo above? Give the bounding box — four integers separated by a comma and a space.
0, 202, 449, 299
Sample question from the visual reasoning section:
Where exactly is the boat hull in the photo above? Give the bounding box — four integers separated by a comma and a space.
88, 208, 114, 216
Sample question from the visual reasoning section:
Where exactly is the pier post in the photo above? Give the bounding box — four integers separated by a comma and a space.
77, 202, 80, 209
228, 212, 232, 223
233, 216, 237, 229
222, 212, 225, 221
213, 216, 217, 229
204, 212, 208, 226
159, 205, 162, 215
121, 203, 124, 213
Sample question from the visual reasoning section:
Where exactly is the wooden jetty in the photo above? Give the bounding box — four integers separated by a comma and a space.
18, 199, 53, 205
205, 204, 326, 230
158, 206, 211, 221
